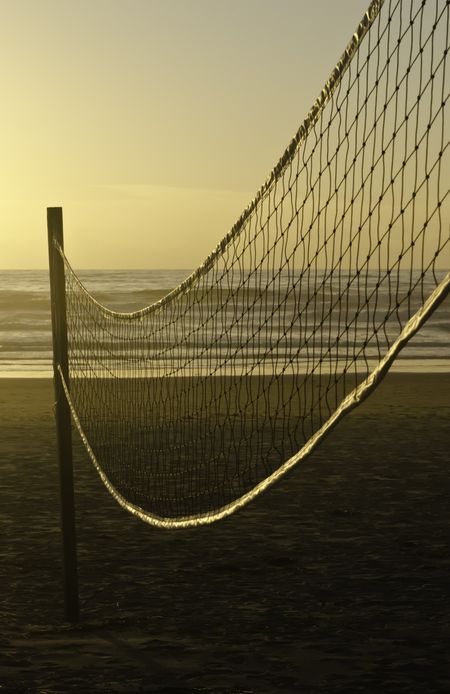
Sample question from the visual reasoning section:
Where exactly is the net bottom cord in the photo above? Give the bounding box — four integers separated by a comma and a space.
57, 271, 450, 529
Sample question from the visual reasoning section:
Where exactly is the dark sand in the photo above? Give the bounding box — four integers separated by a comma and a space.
0, 374, 449, 693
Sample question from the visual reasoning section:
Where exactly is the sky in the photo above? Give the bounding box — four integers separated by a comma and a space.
1, 1, 372, 269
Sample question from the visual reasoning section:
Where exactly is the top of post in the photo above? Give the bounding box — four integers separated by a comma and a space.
47, 207, 64, 247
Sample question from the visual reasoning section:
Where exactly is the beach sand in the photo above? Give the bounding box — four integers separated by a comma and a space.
0, 373, 449, 693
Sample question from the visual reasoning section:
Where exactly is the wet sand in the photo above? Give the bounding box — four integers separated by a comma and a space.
0, 374, 449, 693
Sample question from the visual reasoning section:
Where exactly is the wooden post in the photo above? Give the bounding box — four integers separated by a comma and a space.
47, 207, 79, 623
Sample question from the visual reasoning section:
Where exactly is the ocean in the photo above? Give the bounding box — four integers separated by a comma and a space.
0, 269, 190, 377
0, 268, 449, 377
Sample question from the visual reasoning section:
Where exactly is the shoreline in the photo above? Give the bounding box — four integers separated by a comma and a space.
2, 357, 450, 380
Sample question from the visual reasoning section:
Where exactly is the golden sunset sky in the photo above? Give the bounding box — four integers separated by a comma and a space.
1, 1, 378, 269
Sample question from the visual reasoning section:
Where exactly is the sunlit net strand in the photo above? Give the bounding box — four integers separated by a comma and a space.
55, 0, 450, 527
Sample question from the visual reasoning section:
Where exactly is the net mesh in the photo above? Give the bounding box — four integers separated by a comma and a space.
54, 0, 450, 527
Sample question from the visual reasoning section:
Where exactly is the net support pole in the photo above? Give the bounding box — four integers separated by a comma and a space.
47, 207, 79, 623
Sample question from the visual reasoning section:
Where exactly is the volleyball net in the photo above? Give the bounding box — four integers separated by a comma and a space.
50, 0, 450, 527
